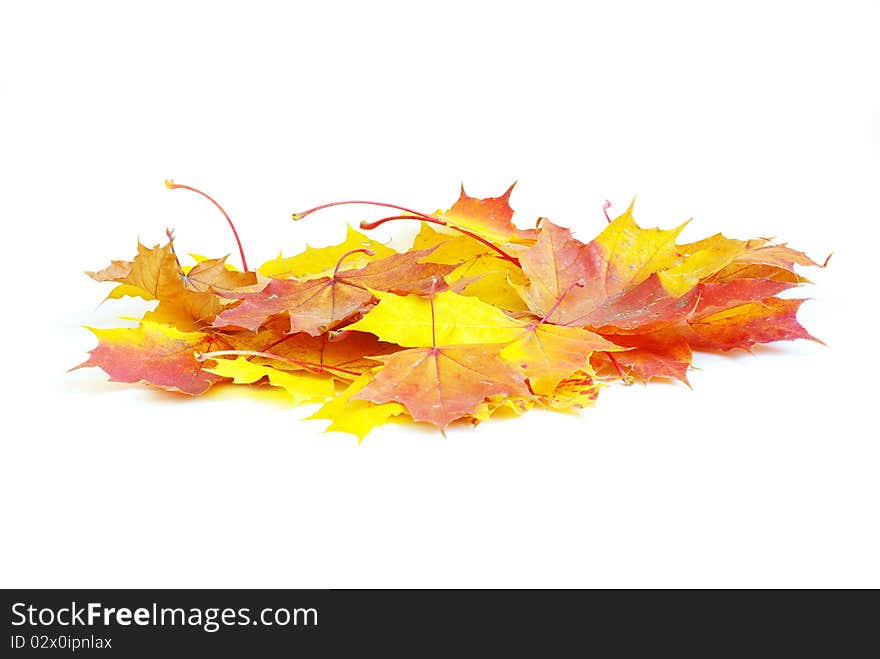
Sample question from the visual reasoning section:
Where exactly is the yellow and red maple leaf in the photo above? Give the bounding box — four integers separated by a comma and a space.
436, 183, 536, 245
73, 321, 227, 395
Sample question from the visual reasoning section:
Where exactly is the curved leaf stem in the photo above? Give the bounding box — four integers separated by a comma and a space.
165, 180, 250, 272
333, 248, 375, 278
359, 215, 521, 267
196, 349, 361, 377
292, 200, 435, 222
539, 279, 585, 325
605, 351, 626, 379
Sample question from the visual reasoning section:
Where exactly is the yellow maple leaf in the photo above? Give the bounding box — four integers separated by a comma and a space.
105, 283, 150, 300
258, 226, 396, 279
308, 374, 406, 442
203, 357, 335, 405
543, 371, 603, 412
657, 234, 747, 296
470, 394, 535, 423
414, 223, 528, 310
346, 289, 525, 347
500, 323, 622, 395
447, 254, 530, 311
412, 223, 492, 263
594, 201, 688, 294
187, 253, 242, 271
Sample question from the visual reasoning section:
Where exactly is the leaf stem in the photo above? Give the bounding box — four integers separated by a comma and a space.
292, 200, 435, 222
165, 179, 250, 272
605, 351, 626, 379
429, 279, 438, 349
196, 349, 361, 377
360, 215, 521, 267
603, 200, 612, 224
293, 198, 523, 267
333, 248, 375, 278
540, 279, 585, 325
165, 228, 185, 276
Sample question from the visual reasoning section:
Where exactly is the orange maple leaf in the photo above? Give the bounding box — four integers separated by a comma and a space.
437, 183, 536, 245
355, 345, 530, 429
72, 321, 226, 395
516, 220, 698, 332
214, 248, 457, 335
353, 289, 531, 428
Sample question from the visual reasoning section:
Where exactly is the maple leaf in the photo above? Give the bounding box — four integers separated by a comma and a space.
72, 321, 225, 395
656, 234, 747, 296
516, 219, 698, 332
309, 374, 407, 442
258, 226, 395, 279
596, 294, 819, 381
591, 335, 693, 384
222, 320, 399, 379
692, 278, 797, 318
677, 297, 819, 351
355, 345, 530, 429
88, 241, 256, 330
598, 243, 825, 363
348, 285, 533, 429
414, 223, 529, 310
87, 241, 175, 301
330, 247, 457, 295
214, 248, 457, 335
731, 238, 826, 271
469, 393, 536, 425
201, 357, 335, 405
213, 276, 375, 335
118, 241, 185, 300
412, 222, 495, 263
594, 274, 819, 381
500, 320, 622, 395
698, 239, 826, 290
346, 289, 525, 347
450, 259, 531, 311
181, 256, 257, 292
435, 183, 537, 245
86, 259, 132, 282
543, 371, 603, 411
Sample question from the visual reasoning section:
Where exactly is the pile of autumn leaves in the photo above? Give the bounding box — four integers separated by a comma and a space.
76, 185, 823, 440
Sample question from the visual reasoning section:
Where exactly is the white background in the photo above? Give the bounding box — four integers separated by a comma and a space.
1, 1, 877, 588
